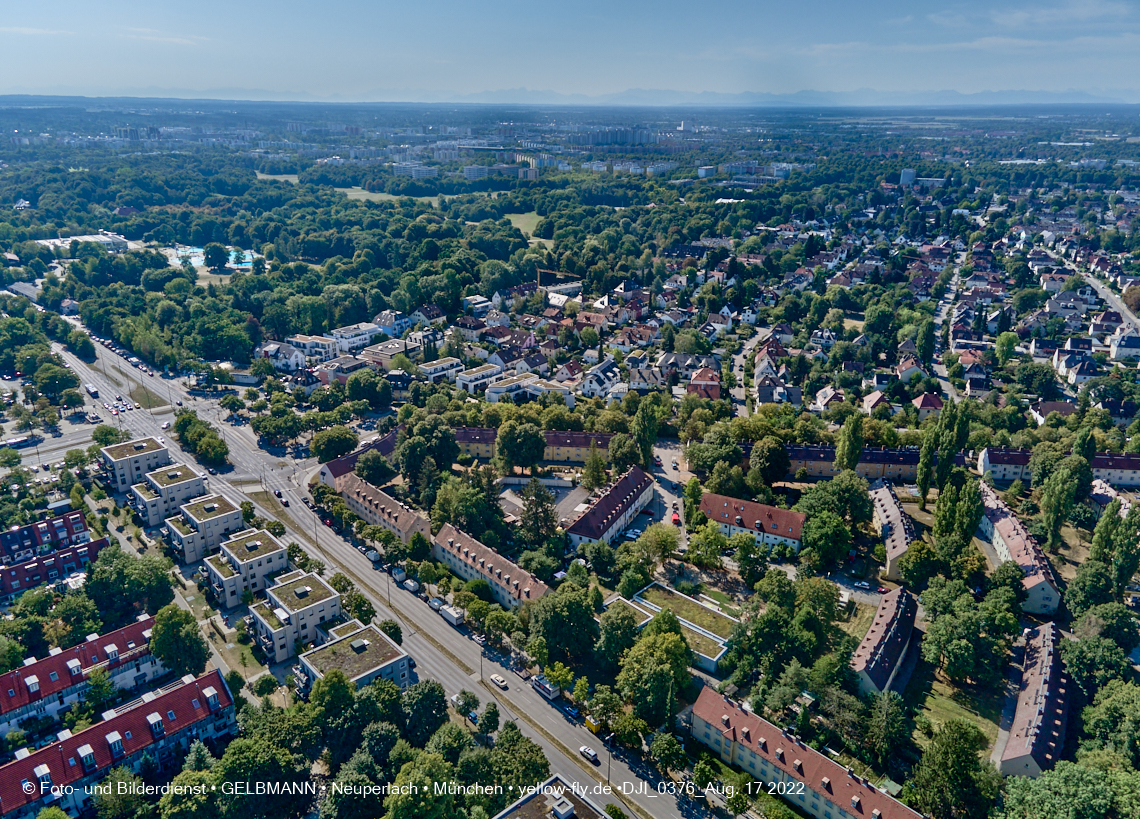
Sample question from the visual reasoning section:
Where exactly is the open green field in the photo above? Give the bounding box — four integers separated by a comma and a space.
508, 211, 541, 236
129, 384, 166, 410
637, 584, 737, 639
902, 657, 1003, 752
255, 172, 298, 184
838, 602, 876, 642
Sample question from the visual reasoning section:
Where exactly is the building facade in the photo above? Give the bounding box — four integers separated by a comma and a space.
165, 494, 244, 564
250, 571, 342, 663
128, 463, 206, 528
977, 483, 1060, 615
100, 438, 170, 493
566, 466, 655, 547
851, 588, 916, 696
698, 493, 806, 551
994, 623, 1070, 778
205, 529, 289, 608
295, 621, 411, 696
433, 524, 549, 609
335, 473, 431, 544
870, 481, 916, 582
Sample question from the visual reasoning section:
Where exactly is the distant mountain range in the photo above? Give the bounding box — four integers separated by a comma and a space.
3, 86, 1137, 107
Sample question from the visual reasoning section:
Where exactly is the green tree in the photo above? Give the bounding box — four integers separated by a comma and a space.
402, 680, 448, 746
917, 429, 935, 510
96, 767, 148, 819
995, 332, 1019, 366
650, 732, 688, 774
497, 419, 546, 474
478, 702, 500, 735
582, 441, 607, 491
151, 603, 209, 677
630, 400, 660, 467
904, 719, 1001, 819
749, 437, 791, 486
595, 604, 640, 670
834, 412, 863, 472
214, 737, 308, 819
518, 477, 559, 549
1066, 560, 1115, 619
917, 319, 935, 365
864, 691, 908, 768
617, 632, 690, 725
312, 425, 359, 463
800, 510, 852, 568
998, 761, 1114, 819
1040, 466, 1077, 552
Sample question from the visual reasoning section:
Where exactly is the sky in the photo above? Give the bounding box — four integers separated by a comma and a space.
3, 0, 1140, 102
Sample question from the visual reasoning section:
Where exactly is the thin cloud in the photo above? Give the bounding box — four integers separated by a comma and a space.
0, 27, 73, 36
122, 28, 208, 46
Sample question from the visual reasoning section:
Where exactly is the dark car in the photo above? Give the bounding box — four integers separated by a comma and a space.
274, 490, 282, 498
564, 706, 581, 720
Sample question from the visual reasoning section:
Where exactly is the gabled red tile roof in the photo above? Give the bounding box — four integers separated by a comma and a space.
433, 524, 549, 603
567, 466, 654, 542
699, 493, 806, 542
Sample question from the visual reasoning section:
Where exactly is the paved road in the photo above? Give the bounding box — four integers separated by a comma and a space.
729, 330, 766, 417
931, 267, 962, 403
1079, 269, 1140, 334
56, 334, 697, 819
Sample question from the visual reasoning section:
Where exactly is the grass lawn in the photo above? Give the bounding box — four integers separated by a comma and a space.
902, 657, 1003, 752
508, 211, 541, 236
838, 602, 876, 642
843, 317, 866, 331
637, 584, 737, 639
255, 172, 298, 184
335, 186, 457, 207
129, 384, 166, 410
1051, 523, 1092, 583
681, 625, 724, 660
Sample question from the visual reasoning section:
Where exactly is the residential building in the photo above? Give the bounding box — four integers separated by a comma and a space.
285, 334, 338, 364
0, 511, 90, 564
165, 494, 244, 564
1088, 478, 1132, 520
688, 367, 721, 400
250, 570, 342, 663
994, 623, 1070, 778
433, 524, 549, 608
205, 529, 289, 609
980, 447, 1140, 488
544, 431, 613, 463
325, 322, 382, 352
785, 444, 965, 482
359, 337, 422, 369
128, 464, 206, 528
871, 481, 915, 582
295, 621, 412, 696
455, 427, 498, 460
0, 670, 235, 819
698, 493, 805, 551
485, 373, 574, 408
462, 295, 493, 316
456, 363, 504, 394
911, 393, 943, 421
655, 352, 718, 378
419, 357, 464, 383
491, 774, 609, 819
454, 316, 486, 342
579, 358, 621, 398
374, 310, 413, 338
566, 466, 655, 547
0, 539, 108, 604
0, 615, 163, 737
977, 483, 1060, 615
851, 588, 916, 696
411, 304, 447, 327
254, 341, 305, 371
100, 438, 171, 493
314, 355, 375, 387
630, 367, 667, 393
316, 427, 401, 487
691, 688, 922, 819
334, 473, 431, 544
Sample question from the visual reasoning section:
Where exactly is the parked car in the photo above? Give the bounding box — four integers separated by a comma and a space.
490, 674, 508, 690
854, 581, 871, 590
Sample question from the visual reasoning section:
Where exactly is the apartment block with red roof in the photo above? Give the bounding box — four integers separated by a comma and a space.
0, 614, 163, 737
565, 466, 655, 547
698, 493, 805, 551
977, 483, 1060, 615
433, 524, 549, 609
0, 670, 235, 819
993, 623, 1070, 778
851, 588, 916, 696
691, 687, 922, 819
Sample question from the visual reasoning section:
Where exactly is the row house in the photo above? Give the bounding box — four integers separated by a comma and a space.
0, 512, 90, 565
851, 588, 916, 696
433, 524, 549, 609
977, 483, 1060, 615
205, 529, 288, 609
994, 623, 1070, 778
0, 615, 163, 737
334, 473, 431, 544
0, 671, 235, 819
786, 444, 966, 482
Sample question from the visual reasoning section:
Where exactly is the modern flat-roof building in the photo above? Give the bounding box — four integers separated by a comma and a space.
0, 511, 90, 565
485, 372, 575, 408
165, 494, 244, 564
870, 481, 916, 582
0, 670, 235, 819
851, 588, 916, 696
491, 774, 609, 819
993, 623, 1070, 778
285, 334, 339, 364
419, 357, 464, 383
0, 614, 163, 737
128, 463, 206, 528
691, 687, 922, 819
0, 538, 108, 604
325, 322, 382, 352
977, 483, 1060, 615
100, 437, 170, 493
205, 529, 288, 608
566, 466, 654, 547
359, 338, 422, 369
294, 620, 411, 696
433, 524, 549, 609
698, 493, 805, 551
456, 363, 504, 394
249, 571, 342, 663
334, 473, 430, 544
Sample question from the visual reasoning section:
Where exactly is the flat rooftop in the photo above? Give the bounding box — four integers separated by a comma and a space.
301, 624, 403, 681
147, 464, 200, 488
182, 495, 237, 522
102, 438, 165, 461
272, 573, 336, 611
166, 516, 192, 536
131, 483, 158, 501
222, 529, 285, 562
206, 553, 235, 579
251, 600, 282, 630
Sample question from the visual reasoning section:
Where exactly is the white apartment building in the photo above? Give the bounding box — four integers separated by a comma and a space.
100, 438, 171, 493
325, 322, 382, 353
250, 571, 342, 663
698, 493, 806, 551
419, 356, 464, 383
165, 494, 244, 564
977, 484, 1060, 615
128, 463, 206, 528
485, 372, 574, 408
205, 529, 289, 609
285, 334, 338, 363
456, 363, 504, 394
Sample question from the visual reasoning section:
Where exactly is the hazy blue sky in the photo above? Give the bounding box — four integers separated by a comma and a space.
2, 0, 1139, 100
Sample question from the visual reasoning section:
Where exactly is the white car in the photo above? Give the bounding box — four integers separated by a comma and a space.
490, 674, 508, 690
579, 746, 598, 763
161, 421, 170, 429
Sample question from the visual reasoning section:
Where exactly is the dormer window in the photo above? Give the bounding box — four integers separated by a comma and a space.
34, 764, 51, 790
105, 644, 119, 662
106, 731, 123, 758
203, 686, 219, 710
147, 712, 164, 738
78, 743, 96, 772
25, 675, 39, 693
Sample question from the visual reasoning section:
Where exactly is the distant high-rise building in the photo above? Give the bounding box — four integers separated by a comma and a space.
900, 168, 916, 186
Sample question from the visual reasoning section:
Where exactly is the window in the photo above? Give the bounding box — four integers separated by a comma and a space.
49, 672, 58, 682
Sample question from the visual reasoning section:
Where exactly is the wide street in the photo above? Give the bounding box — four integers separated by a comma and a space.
49, 334, 703, 819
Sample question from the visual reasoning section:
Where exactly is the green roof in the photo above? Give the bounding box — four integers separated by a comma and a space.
223, 529, 285, 562
148, 465, 199, 488
302, 625, 403, 681
251, 601, 282, 630
183, 495, 237, 522
166, 516, 192, 536
132, 483, 158, 501
207, 553, 236, 578
102, 438, 164, 461
271, 573, 336, 611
